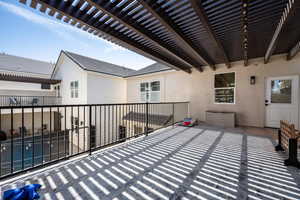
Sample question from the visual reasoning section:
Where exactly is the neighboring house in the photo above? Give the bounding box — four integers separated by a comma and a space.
0, 53, 60, 139
0, 53, 58, 99
52, 51, 133, 105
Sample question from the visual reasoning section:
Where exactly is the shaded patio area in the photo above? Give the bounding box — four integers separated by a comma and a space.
1, 125, 300, 200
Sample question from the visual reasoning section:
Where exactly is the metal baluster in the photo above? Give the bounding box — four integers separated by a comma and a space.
100, 106, 102, 147
32, 107, 35, 167
71, 107, 73, 156
57, 107, 60, 159
89, 105, 92, 155
108, 105, 110, 144
147, 103, 149, 135
64, 107, 67, 158
94, 106, 97, 149
21, 108, 24, 170
77, 106, 79, 154
104, 106, 106, 145
10, 108, 13, 174
83, 106, 86, 152
41, 107, 44, 165
49, 107, 52, 161
0, 108, 2, 176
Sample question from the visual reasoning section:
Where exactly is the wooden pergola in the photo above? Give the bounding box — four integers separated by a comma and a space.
0, 73, 61, 84
19, 0, 300, 73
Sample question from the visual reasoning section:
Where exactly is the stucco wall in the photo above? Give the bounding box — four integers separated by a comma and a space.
189, 54, 300, 127
87, 72, 127, 104
52, 53, 87, 105
126, 54, 300, 128
126, 70, 191, 103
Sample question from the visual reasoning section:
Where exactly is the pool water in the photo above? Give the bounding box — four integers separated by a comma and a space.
0, 134, 69, 176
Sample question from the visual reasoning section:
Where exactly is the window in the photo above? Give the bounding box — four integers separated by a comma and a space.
271, 79, 292, 104
140, 81, 160, 102
54, 85, 60, 97
214, 72, 235, 104
41, 83, 51, 90
70, 81, 79, 98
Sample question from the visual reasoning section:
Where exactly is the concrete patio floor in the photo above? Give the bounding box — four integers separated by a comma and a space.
1, 125, 300, 200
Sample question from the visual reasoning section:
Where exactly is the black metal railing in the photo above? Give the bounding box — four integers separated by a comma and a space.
0, 102, 189, 179
0, 96, 62, 107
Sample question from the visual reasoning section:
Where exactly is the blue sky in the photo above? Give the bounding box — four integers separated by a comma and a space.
0, 0, 155, 70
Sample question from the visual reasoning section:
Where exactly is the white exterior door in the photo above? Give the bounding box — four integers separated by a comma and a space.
265, 76, 299, 128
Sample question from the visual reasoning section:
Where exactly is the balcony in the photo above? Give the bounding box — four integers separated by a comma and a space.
0, 125, 300, 199
0, 96, 62, 107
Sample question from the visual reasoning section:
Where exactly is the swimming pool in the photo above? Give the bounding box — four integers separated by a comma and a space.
0, 134, 69, 176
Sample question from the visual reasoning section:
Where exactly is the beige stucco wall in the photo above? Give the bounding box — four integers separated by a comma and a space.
126, 54, 300, 128
189, 54, 300, 127
87, 72, 127, 104
126, 70, 191, 103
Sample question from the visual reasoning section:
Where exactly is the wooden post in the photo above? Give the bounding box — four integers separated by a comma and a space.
284, 138, 300, 168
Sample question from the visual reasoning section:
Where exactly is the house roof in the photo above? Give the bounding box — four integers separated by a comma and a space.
0, 53, 54, 77
64, 51, 136, 77
63, 51, 173, 78
126, 63, 173, 77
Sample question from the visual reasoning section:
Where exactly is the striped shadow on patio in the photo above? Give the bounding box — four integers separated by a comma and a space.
1, 126, 300, 200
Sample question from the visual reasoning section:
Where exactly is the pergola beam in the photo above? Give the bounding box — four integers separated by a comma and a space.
287, 40, 300, 60
241, 0, 249, 66
137, 0, 215, 71
84, 0, 203, 72
20, 0, 192, 73
190, 0, 231, 68
264, 0, 300, 63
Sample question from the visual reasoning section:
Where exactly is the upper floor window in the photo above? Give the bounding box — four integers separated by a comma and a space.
54, 85, 60, 97
41, 83, 51, 90
140, 81, 160, 102
214, 72, 235, 104
70, 81, 79, 98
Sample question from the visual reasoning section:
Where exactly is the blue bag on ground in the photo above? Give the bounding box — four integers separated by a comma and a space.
3, 184, 41, 200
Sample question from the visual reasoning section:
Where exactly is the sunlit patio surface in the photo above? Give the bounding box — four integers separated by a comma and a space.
1, 125, 300, 200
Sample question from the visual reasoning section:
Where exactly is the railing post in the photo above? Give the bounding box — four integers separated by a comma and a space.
284, 138, 300, 168
89, 105, 92, 155
146, 102, 149, 136
172, 103, 175, 127
275, 129, 284, 151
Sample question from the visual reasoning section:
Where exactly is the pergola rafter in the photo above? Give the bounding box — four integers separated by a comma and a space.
241, 0, 249, 66
83, 0, 203, 71
264, 0, 300, 64
287, 40, 300, 60
137, 0, 215, 71
20, 0, 192, 73
18, 0, 300, 72
189, 0, 231, 68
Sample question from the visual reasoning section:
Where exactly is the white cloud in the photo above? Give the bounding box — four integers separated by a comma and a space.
0, 1, 125, 51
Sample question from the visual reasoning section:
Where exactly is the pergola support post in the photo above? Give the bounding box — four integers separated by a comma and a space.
284, 138, 300, 168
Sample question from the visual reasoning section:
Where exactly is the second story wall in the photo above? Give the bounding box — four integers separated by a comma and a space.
126, 70, 191, 103
0, 81, 55, 96
52, 53, 87, 105
87, 72, 127, 104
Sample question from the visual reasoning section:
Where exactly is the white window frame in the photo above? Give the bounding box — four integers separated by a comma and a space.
70, 81, 79, 99
140, 80, 161, 102
214, 72, 236, 104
